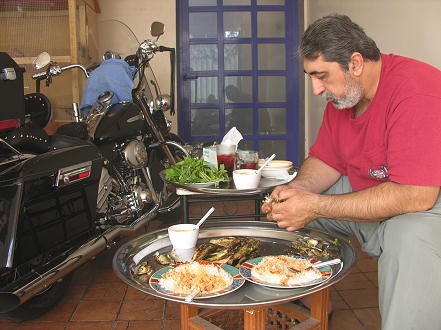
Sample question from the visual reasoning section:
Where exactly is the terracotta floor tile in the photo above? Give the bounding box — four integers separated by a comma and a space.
71, 263, 97, 285
329, 310, 364, 330
31, 298, 77, 322
117, 299, 165, 321
164, 319, 181, 330
126, 320, 163, 329
82, 281, 126, 301
330, 290, 350, 311
65, 320, 116, 329
72, 300, 121, 321
364, 271, 378, 287
92, 268, 124, 284
334, 272, 375, 291
339, 288, 379, 309
17, 321, 68, 329
65, 284, 88, 301
113, 320, 130, 330
164, 301, 181, 320
0, 321, 18, 329
356, 258, 378, 273
353, 307, 381, 330
125, 286, 160, 301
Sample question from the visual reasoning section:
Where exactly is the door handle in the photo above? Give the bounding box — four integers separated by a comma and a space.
183, 74, 198, 81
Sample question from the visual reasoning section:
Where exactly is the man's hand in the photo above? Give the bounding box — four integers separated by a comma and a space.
265, 186, 320, 231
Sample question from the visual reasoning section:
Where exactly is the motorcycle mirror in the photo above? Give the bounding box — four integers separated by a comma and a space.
33, 52, 51, 70
150, 21, 165, 38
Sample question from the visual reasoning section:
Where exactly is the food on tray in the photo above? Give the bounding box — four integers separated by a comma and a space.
165, 157, 229, 185
192, 236, 261, 267
159, 261, 233, 295
154, 250, 182, 265
251, 255, 322, 286
290, 236, 341, 259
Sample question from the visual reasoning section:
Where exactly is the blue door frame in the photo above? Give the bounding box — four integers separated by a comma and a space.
176, 0, 304, 165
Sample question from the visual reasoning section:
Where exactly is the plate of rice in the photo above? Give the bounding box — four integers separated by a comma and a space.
239, 255, 332, 289
149, 260, 245, 299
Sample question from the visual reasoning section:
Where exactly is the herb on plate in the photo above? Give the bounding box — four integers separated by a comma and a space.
165, 157, 229, 185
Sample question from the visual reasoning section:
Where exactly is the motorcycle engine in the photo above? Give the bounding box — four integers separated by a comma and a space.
96, 140, 152, 227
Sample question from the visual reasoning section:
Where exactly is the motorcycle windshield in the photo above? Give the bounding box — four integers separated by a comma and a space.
96, 20, 162, 110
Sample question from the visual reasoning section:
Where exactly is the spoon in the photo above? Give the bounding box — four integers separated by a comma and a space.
288, 258, 342, 273
256, 154, 276, 175
195, 207, 215, 228
185, 289, 200, 302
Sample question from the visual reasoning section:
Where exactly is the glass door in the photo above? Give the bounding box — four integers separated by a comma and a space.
177, 0, 302, 163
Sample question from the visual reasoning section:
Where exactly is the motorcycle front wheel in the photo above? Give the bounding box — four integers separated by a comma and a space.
1, 275, 72, 322
147, 133, 188, 215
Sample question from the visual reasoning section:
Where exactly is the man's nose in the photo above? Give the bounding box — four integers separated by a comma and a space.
311, 78, 325, 95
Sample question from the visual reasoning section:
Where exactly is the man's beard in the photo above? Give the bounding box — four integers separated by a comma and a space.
322, 72, 363, 110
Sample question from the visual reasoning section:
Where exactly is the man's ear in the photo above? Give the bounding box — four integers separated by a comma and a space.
349, 52, 364, 76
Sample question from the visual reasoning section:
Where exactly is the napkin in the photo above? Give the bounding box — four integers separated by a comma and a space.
221, 127, 243, 150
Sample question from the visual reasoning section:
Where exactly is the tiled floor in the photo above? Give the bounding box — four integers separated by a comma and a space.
0, 200, 381, 329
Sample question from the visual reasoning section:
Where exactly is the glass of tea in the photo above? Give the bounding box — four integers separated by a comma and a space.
216, 144, 236, 176
237, 150, 259, 170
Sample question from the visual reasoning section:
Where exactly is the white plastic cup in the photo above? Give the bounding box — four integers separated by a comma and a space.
168, 224, 199, 250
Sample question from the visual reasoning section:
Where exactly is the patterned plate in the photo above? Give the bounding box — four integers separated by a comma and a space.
149, 261, 245, 299
239, 255, 333, 289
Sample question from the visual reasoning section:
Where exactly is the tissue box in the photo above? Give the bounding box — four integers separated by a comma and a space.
203, 145, 218, 169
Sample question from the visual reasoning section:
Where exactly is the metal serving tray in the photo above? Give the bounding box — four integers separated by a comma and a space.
113, 220, 358, 309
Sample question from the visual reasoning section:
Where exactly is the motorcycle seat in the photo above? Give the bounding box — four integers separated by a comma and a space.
49, 133, 94, 151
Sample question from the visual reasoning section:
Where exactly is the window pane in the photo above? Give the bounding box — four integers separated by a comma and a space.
223, 0, 250, 5
189, 12, 217, 39
257, 12, 285, 38
191, 108, 219, 136
259, 108, 286, 134
259, 140, 286, 160
258, 76, 285, 102
257, 0, 285, 5
224, 12, 251, 39
238, 140, 255, 150
224, 44, 252, 70
258, 44, 285, 70
225, 108, 253, 134
190, 0, 217, 5
225, 76, 252, 103
190, 45, 218, 71
191, 77, 218, 104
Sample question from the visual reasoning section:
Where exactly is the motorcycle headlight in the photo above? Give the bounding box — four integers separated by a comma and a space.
123, 140, 148, 168
155, 94, 170, 112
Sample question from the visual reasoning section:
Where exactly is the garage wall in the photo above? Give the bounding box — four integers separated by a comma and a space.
304, 0, 441, 155
97, 0, 178, 133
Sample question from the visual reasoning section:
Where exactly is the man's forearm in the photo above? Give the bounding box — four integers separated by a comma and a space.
315, 182, 440, 222
289, 157, 341, 193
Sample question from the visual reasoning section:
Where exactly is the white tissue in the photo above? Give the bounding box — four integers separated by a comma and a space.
221, 127, 243, 150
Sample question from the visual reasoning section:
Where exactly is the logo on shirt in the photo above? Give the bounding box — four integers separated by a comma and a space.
369, 164, 389, 180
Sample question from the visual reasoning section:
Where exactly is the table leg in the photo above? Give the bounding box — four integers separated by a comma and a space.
182, 195, 189, 224
181, 304, 198, 330
244, 307, 267, 330
310, 287, 330, 330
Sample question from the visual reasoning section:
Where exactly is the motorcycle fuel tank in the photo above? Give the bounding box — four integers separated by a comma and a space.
92, 102, 147, 142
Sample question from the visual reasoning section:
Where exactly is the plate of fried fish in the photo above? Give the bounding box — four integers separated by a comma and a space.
239, 255, 332, 289
149, 260, 245, 299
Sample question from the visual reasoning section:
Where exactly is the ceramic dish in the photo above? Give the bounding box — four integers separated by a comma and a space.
149, 262, 245, 299
239, 255, 332, 289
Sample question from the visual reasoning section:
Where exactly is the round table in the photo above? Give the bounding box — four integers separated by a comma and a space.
113, 221, 358, 329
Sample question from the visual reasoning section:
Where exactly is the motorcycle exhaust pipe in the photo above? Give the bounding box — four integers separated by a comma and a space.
0, 205, 159, 313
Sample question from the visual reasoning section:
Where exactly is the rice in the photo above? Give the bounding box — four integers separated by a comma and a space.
251, 256, 322, 286
159, 261, 233, 295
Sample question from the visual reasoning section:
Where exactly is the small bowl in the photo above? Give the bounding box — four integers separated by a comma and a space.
233, 169, 262, 190
257, 160, 292, 178
168, 224, 199, 250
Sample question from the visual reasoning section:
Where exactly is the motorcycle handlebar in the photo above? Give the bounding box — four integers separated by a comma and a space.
32, 63, 89, 80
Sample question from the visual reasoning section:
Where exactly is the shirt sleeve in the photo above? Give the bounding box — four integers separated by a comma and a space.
309, 105, 347, 175
387, 95, 441, 185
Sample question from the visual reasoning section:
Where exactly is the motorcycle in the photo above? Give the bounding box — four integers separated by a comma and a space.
0, 21, 189, 321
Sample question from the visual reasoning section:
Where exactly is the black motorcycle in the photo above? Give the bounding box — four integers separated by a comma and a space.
0, 21, 188, 321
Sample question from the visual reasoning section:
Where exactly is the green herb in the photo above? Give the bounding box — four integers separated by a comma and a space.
333, 238, 339, 246
165, 157, 229, 185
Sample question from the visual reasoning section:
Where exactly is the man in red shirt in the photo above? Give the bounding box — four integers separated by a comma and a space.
262, 14, 441, 329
